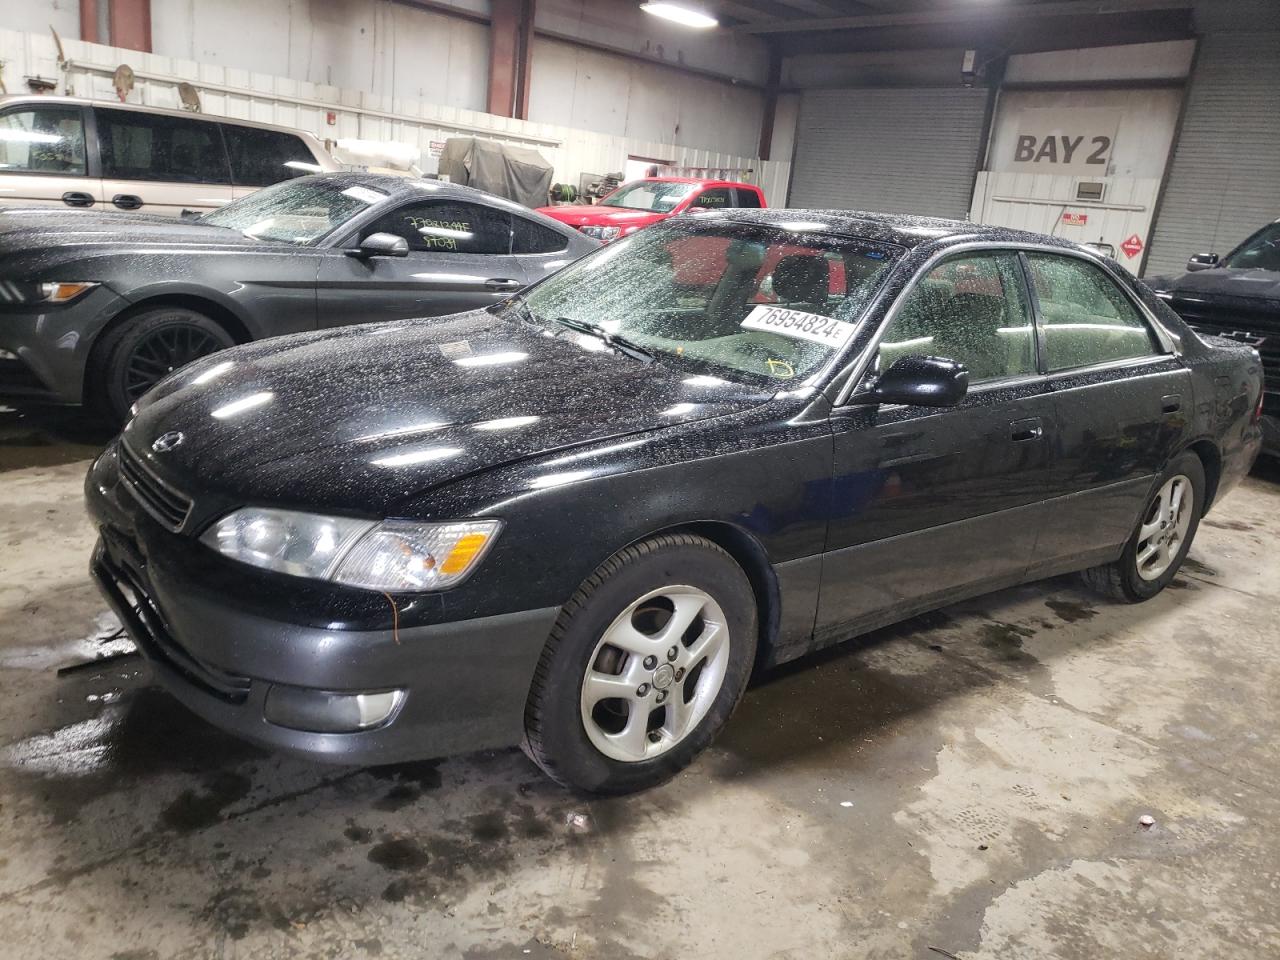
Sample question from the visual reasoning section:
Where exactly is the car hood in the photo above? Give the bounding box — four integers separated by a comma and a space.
123, 309, 769, 515
1151, 267, 1280, 304
0, 208, 268, 270
535, 206, 669, 229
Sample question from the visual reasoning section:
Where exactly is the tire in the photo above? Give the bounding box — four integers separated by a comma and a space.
1081, 450, 1206, 603
88, 306, 236, 424
522, 533, 757, 794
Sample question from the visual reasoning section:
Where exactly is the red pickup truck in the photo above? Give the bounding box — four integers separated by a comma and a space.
535, 177, 767, 242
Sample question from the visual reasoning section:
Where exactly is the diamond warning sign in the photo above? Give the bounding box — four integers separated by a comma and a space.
1121, 234, 1144, 259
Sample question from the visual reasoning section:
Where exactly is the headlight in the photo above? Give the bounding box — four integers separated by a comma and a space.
0, 281, 99, 304
598, 226, 622, 241
200, 507, 501, 591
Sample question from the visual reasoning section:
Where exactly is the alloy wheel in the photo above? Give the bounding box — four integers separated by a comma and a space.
124, 324, 226, 401
1136, 474, 1193, 581
579, 585, 731, 762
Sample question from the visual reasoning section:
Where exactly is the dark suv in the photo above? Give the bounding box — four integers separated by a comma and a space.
1148, 219, 1280, 454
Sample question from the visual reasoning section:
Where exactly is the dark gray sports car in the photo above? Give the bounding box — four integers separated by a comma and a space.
0, 173, 597, 421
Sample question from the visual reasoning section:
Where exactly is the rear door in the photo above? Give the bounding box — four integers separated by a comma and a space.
816, 250, 1058, 641
315, 196, 527, 328
95, 107, 235, 215
1023, 251, 1191, 576
0, 102, 100, 210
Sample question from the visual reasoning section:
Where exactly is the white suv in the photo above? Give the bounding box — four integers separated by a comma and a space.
0, 95, 338, 216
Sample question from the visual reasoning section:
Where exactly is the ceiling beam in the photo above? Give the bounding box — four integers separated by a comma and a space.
733, 0, 1195, 34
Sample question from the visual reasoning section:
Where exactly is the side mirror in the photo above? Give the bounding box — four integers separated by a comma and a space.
856, 355, 969, 408
1186, 252, 1219, 272
348, 232, 409, 258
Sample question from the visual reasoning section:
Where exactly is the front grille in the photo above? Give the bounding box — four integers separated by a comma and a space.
118, 442, 193, 531
1168, 295, 1280, 389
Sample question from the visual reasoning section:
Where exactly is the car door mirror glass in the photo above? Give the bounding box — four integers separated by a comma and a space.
1186, 253, 1218, 272
352, 232, 409, 258
856, 355, 969, 407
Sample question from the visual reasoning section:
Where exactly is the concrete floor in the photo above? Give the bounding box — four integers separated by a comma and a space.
1, 405, 1278, 960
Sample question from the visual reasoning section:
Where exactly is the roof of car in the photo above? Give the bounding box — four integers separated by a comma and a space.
0, 94, 328, 141
629, 177, 761, 190
706, 207, 1085, 252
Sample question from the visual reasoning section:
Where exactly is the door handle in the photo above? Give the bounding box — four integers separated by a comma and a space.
112, 194, 143, 210
484, 278, 523, 292
1010, 417, 1043, 442
1161, 394, 1182, 414
61, 191, 95, 207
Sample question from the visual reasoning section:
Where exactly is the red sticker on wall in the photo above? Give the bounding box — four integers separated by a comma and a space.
1121, 234, 1144, 258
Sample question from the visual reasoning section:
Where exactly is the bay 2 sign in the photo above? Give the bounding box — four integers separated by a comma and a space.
1009, 107, 1120, 176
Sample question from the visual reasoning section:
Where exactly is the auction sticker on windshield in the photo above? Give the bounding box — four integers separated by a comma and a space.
740, 305, 856, 349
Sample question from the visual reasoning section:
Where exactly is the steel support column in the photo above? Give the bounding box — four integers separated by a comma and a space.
108, 0, 152, 52
487, 0, 535, 119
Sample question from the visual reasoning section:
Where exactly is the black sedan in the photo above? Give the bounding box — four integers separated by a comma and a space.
86, 210, 1263, 794
1147, 219, 1280, 455
0, 173, 596, 422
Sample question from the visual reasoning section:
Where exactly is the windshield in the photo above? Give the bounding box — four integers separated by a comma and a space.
511, 218, 902, 385
600, 181, 697, 213
199, 178, 386, 245
1223, 222, 1280, 272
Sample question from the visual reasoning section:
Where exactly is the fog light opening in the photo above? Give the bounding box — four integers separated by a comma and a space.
264, 685, 406, 733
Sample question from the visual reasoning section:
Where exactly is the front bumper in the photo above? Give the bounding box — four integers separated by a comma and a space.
0, 287, 129, 405
86, 451, 558, 766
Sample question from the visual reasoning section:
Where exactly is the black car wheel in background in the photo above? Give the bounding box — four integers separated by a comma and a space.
90, 305, 237, 419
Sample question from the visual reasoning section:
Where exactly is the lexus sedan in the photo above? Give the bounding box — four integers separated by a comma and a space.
1147, 218, 1280, 455
0, 173, 596, 422
86, 210, 1263, 794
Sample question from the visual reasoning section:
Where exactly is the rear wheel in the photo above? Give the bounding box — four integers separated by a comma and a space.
89, 306, 235, 424
523, 533, 756, 794
1082, 451, 1205, 602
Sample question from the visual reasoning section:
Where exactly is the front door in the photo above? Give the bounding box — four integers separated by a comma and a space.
316, 198, 530, 328
816, 251, 1058, 643
0, 103, 100, 210
1021, 251, 1192, 576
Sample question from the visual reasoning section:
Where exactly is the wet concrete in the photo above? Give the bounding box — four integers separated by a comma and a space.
2, 404, 1279, 958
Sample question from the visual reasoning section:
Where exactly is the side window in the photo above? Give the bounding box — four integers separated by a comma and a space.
691, 187, 733, 209
878, 253, 1036, 384
363, 200, 512, 254
734, 188, 763, 209
511, 215, 568, 254
97, 109, 231, 183
1026, 254, 1159, 371
0, 106, 87, 175
223, 126, 318, 187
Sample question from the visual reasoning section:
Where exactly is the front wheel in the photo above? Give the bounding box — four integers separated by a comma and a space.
89, 306, 236, 424
522, 533, 757, 794
1082, 451, 1205, 602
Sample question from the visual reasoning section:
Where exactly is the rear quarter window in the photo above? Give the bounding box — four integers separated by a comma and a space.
223, 126, 320, 187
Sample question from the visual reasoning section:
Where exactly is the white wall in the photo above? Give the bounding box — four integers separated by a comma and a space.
150, 0, 490, 110
528, 36, 765, 158
2, 0, 80, 40
1004, 40, 1195, 83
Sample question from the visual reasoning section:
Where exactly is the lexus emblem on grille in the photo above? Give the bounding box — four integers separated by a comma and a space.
151, 431, 185, 453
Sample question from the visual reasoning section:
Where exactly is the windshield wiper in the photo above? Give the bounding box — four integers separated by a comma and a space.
554, 316, 658, 365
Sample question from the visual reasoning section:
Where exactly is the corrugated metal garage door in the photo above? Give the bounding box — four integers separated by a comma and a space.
1145, 33, 1280, 277
788, 87, 989, 217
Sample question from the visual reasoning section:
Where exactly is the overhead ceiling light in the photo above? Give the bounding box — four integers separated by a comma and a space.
640, 2, 719, 29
